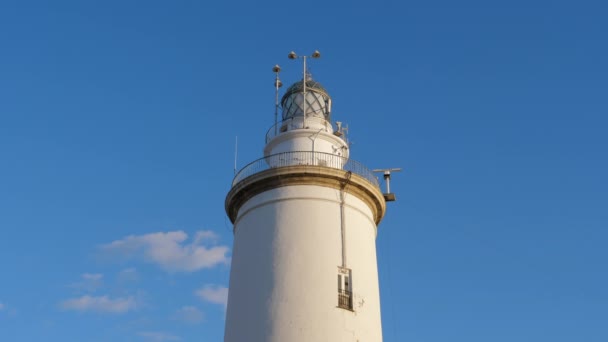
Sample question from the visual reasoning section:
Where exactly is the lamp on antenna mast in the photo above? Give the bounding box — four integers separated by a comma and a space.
287, 50, 321, 128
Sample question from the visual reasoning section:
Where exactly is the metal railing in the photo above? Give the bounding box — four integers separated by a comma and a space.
232, 151, 379, 189
338, 289, 353, 310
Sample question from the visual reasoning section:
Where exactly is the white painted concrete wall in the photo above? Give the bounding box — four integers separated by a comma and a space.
264, 128, 349, 159
224, 185, 382, 342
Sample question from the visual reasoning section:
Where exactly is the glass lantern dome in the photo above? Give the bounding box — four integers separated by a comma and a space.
280, 78, 331, 121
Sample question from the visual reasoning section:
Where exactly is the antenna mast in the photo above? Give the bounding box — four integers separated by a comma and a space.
273, 65, 282, 135
234, 136, 238, 175
302, 55, 307, 128
288, 50, 321, 129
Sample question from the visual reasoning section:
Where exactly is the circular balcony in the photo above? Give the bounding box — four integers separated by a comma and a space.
232, 151, 379, 189
227, 151, 386, 225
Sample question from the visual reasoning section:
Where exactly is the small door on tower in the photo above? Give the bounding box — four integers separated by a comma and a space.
337, 268, 353, 310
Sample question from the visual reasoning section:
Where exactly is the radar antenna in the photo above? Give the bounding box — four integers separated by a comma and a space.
372, 168, 402, 202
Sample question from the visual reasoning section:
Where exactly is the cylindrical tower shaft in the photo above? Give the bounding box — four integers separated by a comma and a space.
225, 166, 386, 342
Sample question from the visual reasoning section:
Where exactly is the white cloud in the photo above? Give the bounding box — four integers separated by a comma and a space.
0, 302, 17, 316
82, 273, 103, 281
100, 230, 230, 273
138, 331, 180, 341
172, 306, 204, 324
71, 273, 103, 292
118, 268, 139, 282
60, 295, 137, 314
195, 284, 228, 307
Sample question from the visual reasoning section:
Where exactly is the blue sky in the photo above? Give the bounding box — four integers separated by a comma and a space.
1, 0, 607, 341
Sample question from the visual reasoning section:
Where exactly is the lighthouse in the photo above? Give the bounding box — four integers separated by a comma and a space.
224, 51, 391, 341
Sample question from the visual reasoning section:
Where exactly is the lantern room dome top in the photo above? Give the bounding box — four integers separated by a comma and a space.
280, 77, 332, 121
280, 79, 329, 102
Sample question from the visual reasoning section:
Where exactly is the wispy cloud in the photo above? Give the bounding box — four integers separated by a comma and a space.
70, 273, 103, 292
0, 302, 17, 316
60, 295, 137, 314
195, 284, 228, 307
118, 268, 139, 282
138, 331, 180, 341
172, 306, 204, 324
82, 273, 103, 281
100, 230, 230, 273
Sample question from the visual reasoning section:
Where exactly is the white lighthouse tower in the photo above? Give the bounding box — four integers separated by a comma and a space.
224, 51, 391, 342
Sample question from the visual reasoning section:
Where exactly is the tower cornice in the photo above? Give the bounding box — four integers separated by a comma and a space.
225, 165, 386, 226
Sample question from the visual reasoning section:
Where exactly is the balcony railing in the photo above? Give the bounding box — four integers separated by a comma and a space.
232, 151, 379, 189
338, 289, 353, 310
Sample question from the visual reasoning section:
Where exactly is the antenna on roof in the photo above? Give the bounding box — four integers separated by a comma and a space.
288, 50, 321, 128
372, 168, 402, 202
234, 136, 238, 175
335, 121, 343, 136
272, 65, 282, 135
334, 123, 349, 145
